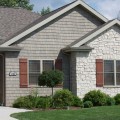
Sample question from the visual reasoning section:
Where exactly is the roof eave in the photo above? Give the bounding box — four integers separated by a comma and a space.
63, 46, 93, 52
1, 0, 108, 47
72, 19, 120, 47
0, 46, 22, 51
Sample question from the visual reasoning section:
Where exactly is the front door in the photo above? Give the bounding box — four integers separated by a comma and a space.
0, 54, 4, 105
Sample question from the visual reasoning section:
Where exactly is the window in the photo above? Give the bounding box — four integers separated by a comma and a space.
116, 61, 120, 85
29, 60, 54, 86
29, 60, 40, 85
43, 60, 54, 71
104, 60, 120, 86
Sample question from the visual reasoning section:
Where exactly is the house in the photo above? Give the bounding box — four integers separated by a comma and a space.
0, 0, 120, 106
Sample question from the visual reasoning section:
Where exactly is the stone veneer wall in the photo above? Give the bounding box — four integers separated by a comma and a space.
74, 25, 120, 98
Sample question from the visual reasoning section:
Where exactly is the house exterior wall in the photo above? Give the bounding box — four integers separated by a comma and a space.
5, 6, 103, 106
70, 52, 77, 95
74, 25, 120, 98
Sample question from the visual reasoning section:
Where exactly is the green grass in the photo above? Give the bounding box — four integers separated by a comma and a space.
11, 106, 120, 120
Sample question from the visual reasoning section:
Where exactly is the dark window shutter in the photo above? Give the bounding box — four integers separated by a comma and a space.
96, 59, 103, 87
55, 59, 62, 71
19, 59, 28, 88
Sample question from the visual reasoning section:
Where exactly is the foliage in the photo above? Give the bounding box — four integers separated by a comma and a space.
38, 71, 48, 86
83, 90, 107, 106
53, 89, 73, 108
114, 94, 120, 105
38, 70, 64, 96
36, 96, 52, 109
13, 96, 52, 109
41, 7, 51, 15
72, 95, 83, 107
0, 0, 33, 10
13, 96, 35, 108
106, 95, 115, 106
38, 70, 64, 87
83, 101, 93, 108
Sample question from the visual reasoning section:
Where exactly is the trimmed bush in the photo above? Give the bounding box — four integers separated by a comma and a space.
83, 90, 107, 106
114, 94, 120, 105
106, 95, 115, 106
53, 89, 73, 108
72, 96, 83, 107
13, 96, 34, 109
38, 70, 64, 96
83, 101, 93, 108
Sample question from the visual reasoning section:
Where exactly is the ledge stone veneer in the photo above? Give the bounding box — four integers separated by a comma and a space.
72, 25, 120, 98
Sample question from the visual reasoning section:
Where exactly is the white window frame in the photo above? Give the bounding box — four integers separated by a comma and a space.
28, 59, 55, 87
103, 60, 120, 87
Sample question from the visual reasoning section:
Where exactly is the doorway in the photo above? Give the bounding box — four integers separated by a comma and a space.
0, 54, 5, 105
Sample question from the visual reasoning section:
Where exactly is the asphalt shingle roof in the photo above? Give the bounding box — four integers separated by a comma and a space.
0, 7, 40, 45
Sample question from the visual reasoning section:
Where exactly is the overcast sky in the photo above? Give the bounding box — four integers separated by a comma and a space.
30, 0, 120, 20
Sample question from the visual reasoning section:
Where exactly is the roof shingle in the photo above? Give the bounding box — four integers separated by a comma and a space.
0, 7, 40, 45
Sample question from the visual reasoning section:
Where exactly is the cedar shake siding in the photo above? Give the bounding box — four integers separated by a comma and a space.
5, 6, 103, 106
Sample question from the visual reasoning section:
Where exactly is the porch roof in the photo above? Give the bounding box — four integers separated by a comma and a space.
0, 46, 22, 51
62, 45, 93, 52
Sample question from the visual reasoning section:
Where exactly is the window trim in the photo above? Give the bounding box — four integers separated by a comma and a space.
103, 60, 120, 87
28, 59, 55, 87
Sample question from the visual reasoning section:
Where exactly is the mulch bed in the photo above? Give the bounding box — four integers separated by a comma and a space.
32, 107, 81, 111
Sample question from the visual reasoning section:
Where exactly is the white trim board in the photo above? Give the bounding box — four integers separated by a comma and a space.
1, 0, 108, 47
72, 19, 120, 47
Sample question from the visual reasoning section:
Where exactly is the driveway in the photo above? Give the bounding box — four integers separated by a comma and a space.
0, 107, 31, 120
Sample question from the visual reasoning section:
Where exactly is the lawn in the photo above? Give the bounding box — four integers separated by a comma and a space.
11, 106, 120, 120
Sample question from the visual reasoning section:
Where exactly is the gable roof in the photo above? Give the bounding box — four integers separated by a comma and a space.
71, 19, 120, 47
1, 0, 108, 47
0, 7, 40, 45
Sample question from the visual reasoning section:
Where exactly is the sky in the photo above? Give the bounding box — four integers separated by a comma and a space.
30, 0, 120, 20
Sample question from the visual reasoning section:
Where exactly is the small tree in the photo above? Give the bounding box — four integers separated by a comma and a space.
38, 70, 64, 96
40, 7, 51, 15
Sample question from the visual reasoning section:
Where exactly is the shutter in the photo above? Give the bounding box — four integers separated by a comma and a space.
55, 59, 62, 71
96, 59, 103, 87
19, 58, 28, 88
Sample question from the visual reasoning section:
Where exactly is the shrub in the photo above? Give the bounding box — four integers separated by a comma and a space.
13, 96, 52, 109
83, 90, 107, 106
36, 96, 52, 109
53, 89, 73, 108
72, 95, 83, 107
83, 101, 93, 108
114, 94, 120, 105
13, 96, 34, 109
106, 95, 115, 106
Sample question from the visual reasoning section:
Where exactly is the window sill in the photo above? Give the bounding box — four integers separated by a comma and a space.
103, 86, 120, 88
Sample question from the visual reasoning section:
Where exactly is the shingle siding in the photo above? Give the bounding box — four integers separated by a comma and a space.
5, 6, 103, 106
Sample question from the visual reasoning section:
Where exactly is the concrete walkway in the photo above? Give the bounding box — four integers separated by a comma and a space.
0, 107, 31, 120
